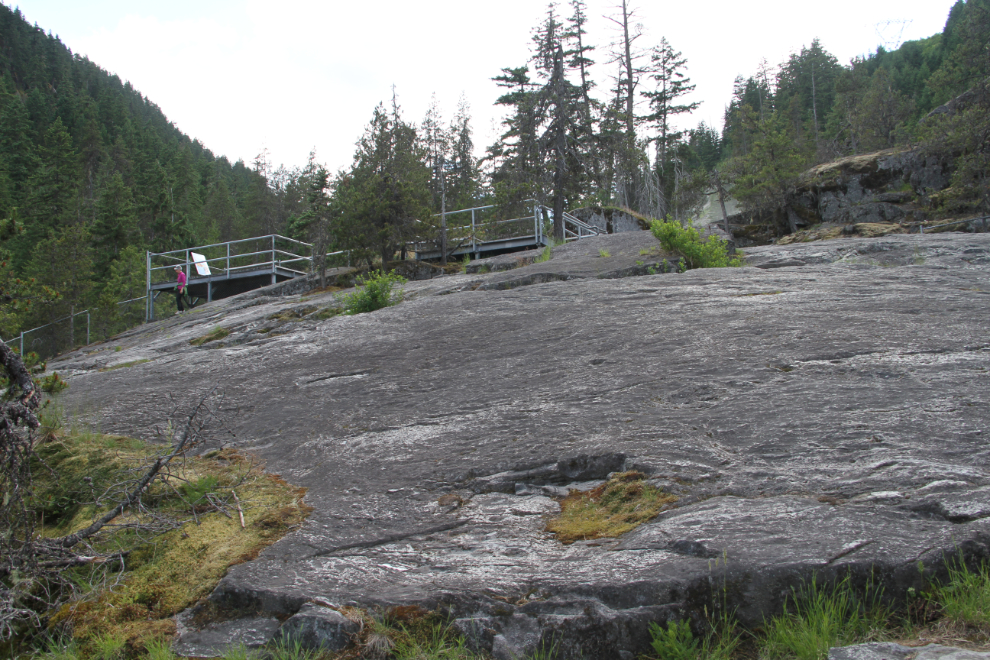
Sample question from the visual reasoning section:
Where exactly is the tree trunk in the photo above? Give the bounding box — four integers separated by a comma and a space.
621, 0, 635, 140
553, 46, 567, 241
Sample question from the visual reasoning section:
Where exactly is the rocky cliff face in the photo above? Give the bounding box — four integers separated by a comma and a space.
53, 231, 990, 659
787, 148, 950, 229
725, 147, 971, 246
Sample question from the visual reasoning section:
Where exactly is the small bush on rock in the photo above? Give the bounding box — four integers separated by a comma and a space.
649, 218, 741, 269
341, 270, 407, 315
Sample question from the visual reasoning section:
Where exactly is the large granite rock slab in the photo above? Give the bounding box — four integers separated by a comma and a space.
830, 643, 990, 660
53, 232, 990, 658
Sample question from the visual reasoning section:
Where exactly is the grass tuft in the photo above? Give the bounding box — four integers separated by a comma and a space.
934, 559, 990, 630
535, 238, 561, 264
646, 612, 740, 660
546, 471, 677, 544
760, 575, 887, 660
189, 326, 230, 346
98, 359, 151, 372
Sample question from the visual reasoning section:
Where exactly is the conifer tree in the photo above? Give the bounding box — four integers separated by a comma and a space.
342, 98, 432, 266
93, 171, 139, 265
26, 117, 78, 232
643, 38, 699, 165
447, 96, 480, 211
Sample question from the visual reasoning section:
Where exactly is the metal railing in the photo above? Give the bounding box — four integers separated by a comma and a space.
147, 234, 313, 284
146, 234, 332, 321
3, 296, 147, 359
414, 203, 602, 258
552, 207, 603, 242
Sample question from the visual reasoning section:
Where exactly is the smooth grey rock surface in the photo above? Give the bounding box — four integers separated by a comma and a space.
172, 611, 280, 658
472, 230, 676, 289
53, 232, 990, 659
830, 643, 990, 660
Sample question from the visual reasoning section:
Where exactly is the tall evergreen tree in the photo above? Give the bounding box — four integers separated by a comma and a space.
341, 98, 432, 266
643, 38, 699, 165
93, 170, 139, 265
26, 117, 78, 231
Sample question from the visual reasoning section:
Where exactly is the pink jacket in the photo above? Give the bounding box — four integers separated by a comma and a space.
177, 271, 187, 292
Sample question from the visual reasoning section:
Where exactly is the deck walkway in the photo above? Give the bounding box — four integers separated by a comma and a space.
146, 235, 320, 320
146, 206, 603, 320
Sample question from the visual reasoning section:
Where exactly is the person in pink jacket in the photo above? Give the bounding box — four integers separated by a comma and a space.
174, 266, 188, 312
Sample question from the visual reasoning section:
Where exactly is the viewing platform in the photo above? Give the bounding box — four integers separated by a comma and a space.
146, 206, 602, 320
146, 235, 325, 321
410, 204, 602, 261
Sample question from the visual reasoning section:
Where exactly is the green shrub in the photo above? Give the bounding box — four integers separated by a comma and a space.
649, 218, 741, 269
646, 611, 739, 660
648, 620, 699, 660
341, 270, 407, 315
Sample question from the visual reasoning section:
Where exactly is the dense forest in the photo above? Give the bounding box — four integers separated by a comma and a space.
0, 0, 988, 343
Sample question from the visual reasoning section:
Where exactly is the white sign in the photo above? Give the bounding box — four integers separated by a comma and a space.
190, 252, 211, 276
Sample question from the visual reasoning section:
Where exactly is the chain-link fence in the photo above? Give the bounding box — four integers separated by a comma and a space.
4, 297, 148, 360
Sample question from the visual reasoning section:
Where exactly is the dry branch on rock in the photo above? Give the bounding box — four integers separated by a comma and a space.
0, 359, 232, 640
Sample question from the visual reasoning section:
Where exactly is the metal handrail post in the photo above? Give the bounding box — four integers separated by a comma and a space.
146, 250, 152, 322
226, 241, 230, 276
19, 331, 23, 356
471, 209, 476, 257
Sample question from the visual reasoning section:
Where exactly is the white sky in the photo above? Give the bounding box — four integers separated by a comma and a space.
7, 0, 955, 175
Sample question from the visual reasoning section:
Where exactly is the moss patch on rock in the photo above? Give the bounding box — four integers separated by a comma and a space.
546, 471, 677, 544
98, 359, 151, 372
39, 433, 311, 654
189, 326, 230, 346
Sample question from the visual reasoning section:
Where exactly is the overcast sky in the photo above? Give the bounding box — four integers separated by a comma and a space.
7, 0, 955, 175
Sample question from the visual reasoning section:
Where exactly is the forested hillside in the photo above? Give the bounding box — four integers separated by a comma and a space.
0, 5, 309, 340
485, 0, 989, 236
0, 0, 987, 344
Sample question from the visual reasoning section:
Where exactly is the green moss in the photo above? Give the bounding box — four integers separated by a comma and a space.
98, 359, 151, 372
311, 306, 341, 321
189, 327, 230, 346
266, 306, 318, 323
40, 434, 312, 653
546, 471, 677, 544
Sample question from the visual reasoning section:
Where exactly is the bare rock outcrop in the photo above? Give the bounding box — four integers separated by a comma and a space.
53, 231, 990, 658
